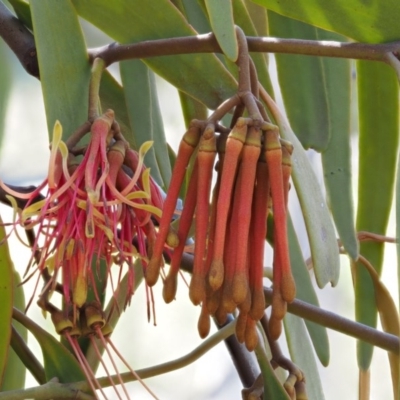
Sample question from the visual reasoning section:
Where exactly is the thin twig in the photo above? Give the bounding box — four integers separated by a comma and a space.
10, 325, 46, 384
179, 252, 399, 354
88, 35, 400, 68
2, 8, 400, 81
0, 1, 39, 77
263, 288, 399, 355
217, 314, 261, 388
0, 321, 236, 399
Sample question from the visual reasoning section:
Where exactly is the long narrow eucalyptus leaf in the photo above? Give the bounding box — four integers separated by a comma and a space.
396, 148, 400, 399
120, 60, 170, 188
0, 39, 12, 149
355, 61, 399, 370
244, 0, 268, 36
9, 325, 45, 386
268, 13, 330, 151
0, 269, 27, 390
318, 31, 358, 261
0, 219, 14, 387
262, 89, 340, 288
8, 0, 32, 30
99, 70, 134, 146
287, 217, 330, 366
204, 0, 238, 62
284, 314, 325, 400
30, 0, 90, 141
180, 0, 211, 34
253, 0, 400, 42
72, 0, 237, 110
359, 255, 399, 399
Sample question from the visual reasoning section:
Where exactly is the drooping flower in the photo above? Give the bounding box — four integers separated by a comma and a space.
1, 110, 164, 398
1, 109, 163, 315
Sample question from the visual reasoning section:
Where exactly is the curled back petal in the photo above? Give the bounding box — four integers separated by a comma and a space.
121, 141, 154, 196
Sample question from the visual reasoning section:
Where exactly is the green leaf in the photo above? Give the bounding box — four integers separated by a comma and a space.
179, 92, 208, 127
72, 0, 238, 110
318, 33, 358, 261
169, 0, 185, 13
180, 0, 212, 34
12, 309, 86, 383
8, 0, 32, 30
360, 256, 399, 398
30, 0, 90, 141
0, 40, 12, 150
397, 151, 400, 398
204, 0, 238, 62
262, 90, 340, 288
120, 60, 171, 188
99, 70, 134, 146
244, 0, 268, 35
287, 217, 330, 366
355, 61, 399, 370
0, 220, 14, 387
252, 0, 400, 42
254, 341, 290, 400
284, 314, 325, 400
268, 13, 330, 151
0, 269, 27, 391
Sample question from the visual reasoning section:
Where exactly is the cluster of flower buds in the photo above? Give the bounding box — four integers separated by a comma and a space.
146, 116, 296, 349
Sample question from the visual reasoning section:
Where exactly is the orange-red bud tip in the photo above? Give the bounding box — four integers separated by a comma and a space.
232, 272, 249, 305
268, 316, 282, 341
249, 288, 266, 321
162, 274, 178, 303
235, 312, 247, 344
197, 305, 211, 339
189, 274, 206, 305
208, 259, 224, 290
271, 289, 287, 320
145, 257, 162, 286
281, 273, 296, 303
244, 318, 258, 351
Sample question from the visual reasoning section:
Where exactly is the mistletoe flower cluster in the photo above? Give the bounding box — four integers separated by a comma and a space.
2, 109, 163, 315
146, 115, 296, 350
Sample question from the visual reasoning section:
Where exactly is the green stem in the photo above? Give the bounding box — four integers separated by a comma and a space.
0, 378, 95, 400
207, 94, 241, 124
10, 325, 46, 384
235, 26, 251, 94
88, 57, 105, 121
0, 320, 236, 399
